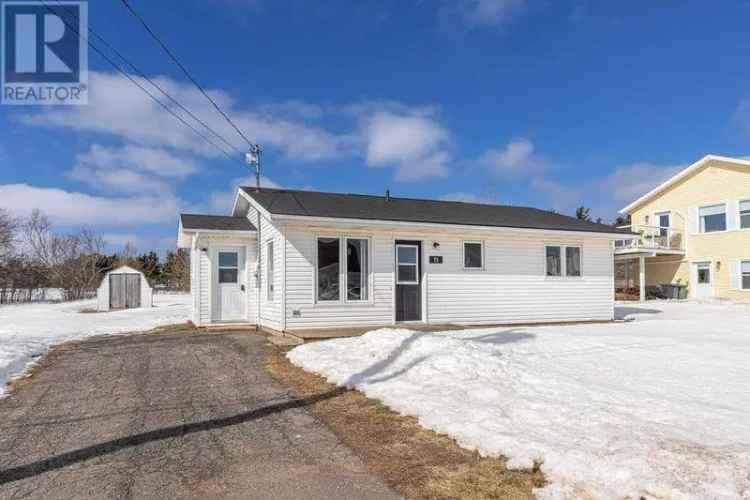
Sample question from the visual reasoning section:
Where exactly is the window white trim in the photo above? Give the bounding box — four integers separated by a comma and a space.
742, 260, 750, 290
545, 244, 583, 279
266, 240, 274, 302
565, 245, 582, 277
462, 240, 485, 270
739, 199, 750, 230
217, 250, 240, 284
344, 236, 372, 304
698, 202, 728, 233
396, 244, 420, 285
314, 234, 374, 305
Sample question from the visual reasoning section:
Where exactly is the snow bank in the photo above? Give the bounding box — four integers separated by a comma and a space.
0, 293, 191, 396
288, 301, 750, 499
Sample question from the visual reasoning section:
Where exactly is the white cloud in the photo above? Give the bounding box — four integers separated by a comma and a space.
441, 192, 501, 204
528, 161, 685, 219
0, 184, 184, 226
209, 175, 283, 214
362, 110, 452, 182
597, 162, 685, 204
102, 233, 145, 248
66, 144, 196, 195
479, 137, 543, 176
530, 177, 583, 214
442, 0, 526, 28
21, 72, 355, 163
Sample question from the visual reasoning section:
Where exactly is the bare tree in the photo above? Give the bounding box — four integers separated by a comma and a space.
163, 249, 190, 291
0, 208, 17, 260
23, 210, 106, 301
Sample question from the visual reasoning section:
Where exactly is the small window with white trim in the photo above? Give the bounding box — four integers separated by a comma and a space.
699, 204, 727, 233
266, 241, 274, 301
396, 245, 419, 285
546, 245, 582, 278
218, 252, 239, 284
463, 241, 483, 269
742, 261, 750, 290
565, 246, 582, 277
740, 200, 750, 230
546, 246, 562, 277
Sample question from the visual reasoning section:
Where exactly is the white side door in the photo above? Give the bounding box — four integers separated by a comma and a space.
214, 247, 245, 322
692, 262, 713, 299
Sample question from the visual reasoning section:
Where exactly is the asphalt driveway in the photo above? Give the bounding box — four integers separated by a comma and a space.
0, 331, 399, 499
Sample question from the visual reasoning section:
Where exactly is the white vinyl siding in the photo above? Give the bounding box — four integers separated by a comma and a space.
427, 236, 612, 325
279, 223, 615, 329
199, 246, 210, 324
258, 213, 283, 331
191, 234, 256, 326
285, 228, 393, 330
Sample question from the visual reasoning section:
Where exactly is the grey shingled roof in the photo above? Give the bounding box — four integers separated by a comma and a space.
240, 188, 632, 235
180, 214, 256, 231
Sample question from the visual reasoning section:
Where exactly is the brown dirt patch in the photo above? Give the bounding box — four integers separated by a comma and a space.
265, 345, 545, 499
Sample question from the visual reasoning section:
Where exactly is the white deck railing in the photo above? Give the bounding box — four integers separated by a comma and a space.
615, 225, 684, 252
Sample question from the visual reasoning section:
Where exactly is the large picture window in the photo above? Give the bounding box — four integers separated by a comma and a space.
699, 204, 727, 233
346, 238, 369, 301
463, 241, 483, 269
317, 237, 340, 301
546, 245, 582, 278
740, 200, 750, 230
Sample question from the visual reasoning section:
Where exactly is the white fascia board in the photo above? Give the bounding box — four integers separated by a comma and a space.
619, 155, 750, 214
271, 213, 636, 240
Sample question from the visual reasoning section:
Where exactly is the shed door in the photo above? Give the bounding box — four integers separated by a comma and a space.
126, 275, 141, 308
109, 274, 141, 309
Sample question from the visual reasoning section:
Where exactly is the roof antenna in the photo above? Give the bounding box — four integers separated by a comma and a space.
245, 144, 262, 191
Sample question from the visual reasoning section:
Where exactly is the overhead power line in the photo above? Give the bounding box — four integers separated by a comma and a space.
118, 0, 257, 150
37, 0, 245, 165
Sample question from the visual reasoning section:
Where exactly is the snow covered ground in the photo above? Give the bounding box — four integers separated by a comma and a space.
288, 301, 750, 499
0, 293, 191, 396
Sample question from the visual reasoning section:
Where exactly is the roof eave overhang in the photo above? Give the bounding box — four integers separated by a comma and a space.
619, 154, 750, 214
270, 213, 637, 239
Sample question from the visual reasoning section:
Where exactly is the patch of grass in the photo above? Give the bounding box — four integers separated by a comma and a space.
146, 322, 199, 335
265, 346, 544, 499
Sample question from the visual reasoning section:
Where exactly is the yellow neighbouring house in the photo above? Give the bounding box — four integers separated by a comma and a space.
615, 155, 750, 301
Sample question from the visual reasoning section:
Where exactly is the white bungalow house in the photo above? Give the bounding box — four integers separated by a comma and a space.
177, 188, 635, 332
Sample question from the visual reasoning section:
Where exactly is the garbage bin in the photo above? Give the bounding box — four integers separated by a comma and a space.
661, 284, 678, 299
661, 284, 687, 299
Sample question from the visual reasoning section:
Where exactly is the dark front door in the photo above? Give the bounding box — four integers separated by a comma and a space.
395, 241, 421, 322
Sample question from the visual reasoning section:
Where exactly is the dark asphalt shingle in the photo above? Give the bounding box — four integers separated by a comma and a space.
240, 187, 632, 235
180, 214, 256, 231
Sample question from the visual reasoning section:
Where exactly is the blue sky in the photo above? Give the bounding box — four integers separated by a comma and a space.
3, 0, 750, 253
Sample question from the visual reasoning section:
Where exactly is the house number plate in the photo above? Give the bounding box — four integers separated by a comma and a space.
429, 256, 443, 264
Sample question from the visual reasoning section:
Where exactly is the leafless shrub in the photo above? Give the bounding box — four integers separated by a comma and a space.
163, 249, 190, 292
23, 210, 107, 301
